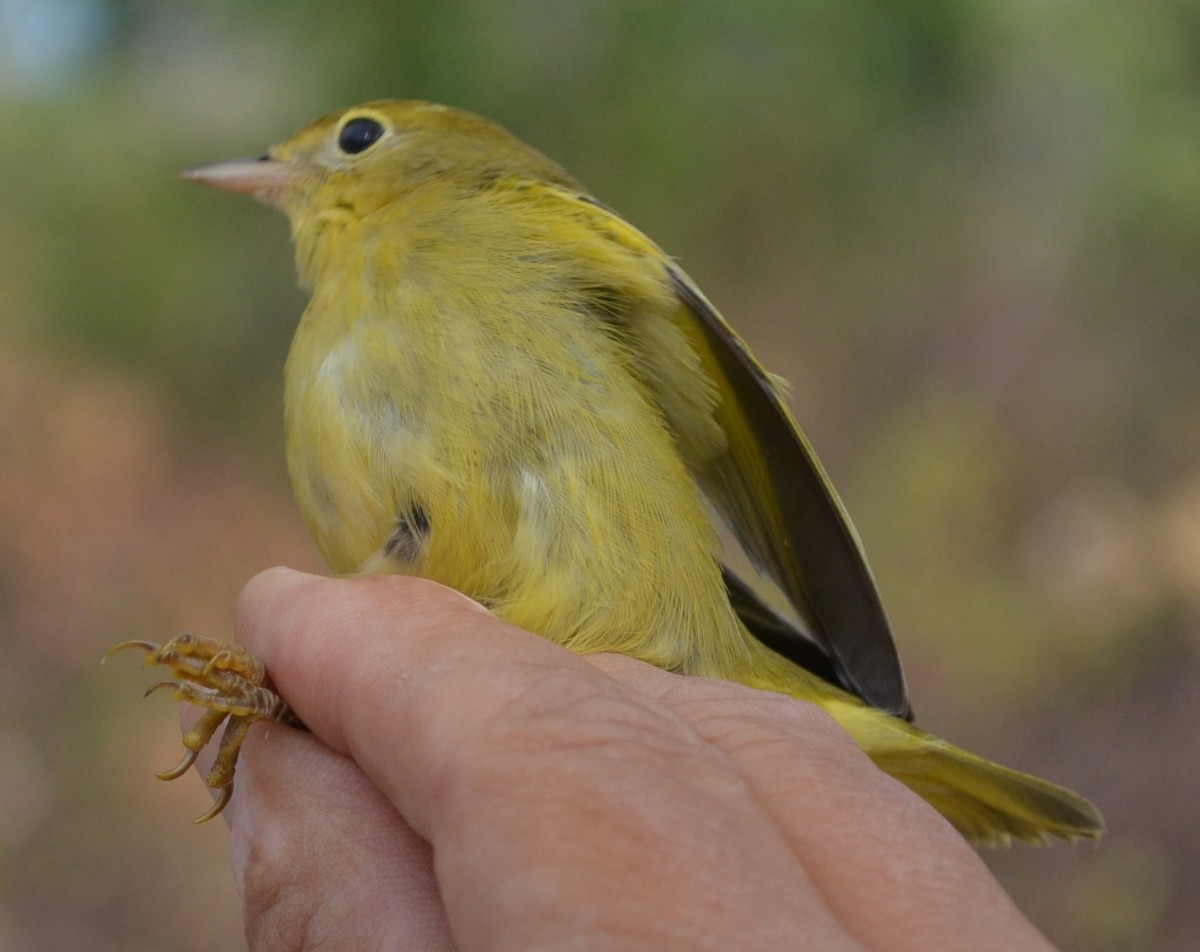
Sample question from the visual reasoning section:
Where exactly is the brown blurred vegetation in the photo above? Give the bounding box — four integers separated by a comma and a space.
2, 2, 1197, 949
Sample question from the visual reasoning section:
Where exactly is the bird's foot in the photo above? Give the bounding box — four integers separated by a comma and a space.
106, 633, 295, 822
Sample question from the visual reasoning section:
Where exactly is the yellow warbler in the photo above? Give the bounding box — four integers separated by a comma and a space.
131, 100, 1101, 844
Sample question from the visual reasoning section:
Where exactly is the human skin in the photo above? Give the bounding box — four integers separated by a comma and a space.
213, 567, 1058, 952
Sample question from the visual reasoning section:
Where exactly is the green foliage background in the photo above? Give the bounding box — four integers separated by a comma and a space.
2, 1, 1197, 948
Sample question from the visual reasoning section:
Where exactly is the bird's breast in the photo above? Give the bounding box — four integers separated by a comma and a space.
282, 261, 741, 669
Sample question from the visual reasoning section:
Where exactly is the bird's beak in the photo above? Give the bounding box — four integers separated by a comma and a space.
179, 155, 292, 200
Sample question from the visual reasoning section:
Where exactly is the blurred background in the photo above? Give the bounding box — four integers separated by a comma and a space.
2, 1, 1197, 948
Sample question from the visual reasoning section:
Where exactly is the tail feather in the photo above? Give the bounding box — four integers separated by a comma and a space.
869, 736, 1104, 846
744, 641, 1104, 845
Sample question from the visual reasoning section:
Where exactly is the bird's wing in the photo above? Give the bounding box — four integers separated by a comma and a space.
534, 185, 911, 718
720, 564, 843, 687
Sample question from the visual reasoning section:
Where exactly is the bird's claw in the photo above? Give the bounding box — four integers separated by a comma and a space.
155, 747, 199, 781
107, 633, 294, 822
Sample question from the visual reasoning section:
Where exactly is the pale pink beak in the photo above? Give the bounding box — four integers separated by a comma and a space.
179, 155, 292, 199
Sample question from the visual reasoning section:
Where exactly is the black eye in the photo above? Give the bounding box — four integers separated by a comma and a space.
337, 117, 385, 155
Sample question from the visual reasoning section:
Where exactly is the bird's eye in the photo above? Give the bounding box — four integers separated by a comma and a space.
337, 117, 385, 155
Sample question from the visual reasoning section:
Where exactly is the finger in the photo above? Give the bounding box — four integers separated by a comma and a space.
234, 568, 864, 951
225, 722, 455, 951
585, 654, 1056, 952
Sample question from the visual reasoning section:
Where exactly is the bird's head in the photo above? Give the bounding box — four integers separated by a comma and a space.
181, 99, 577, 286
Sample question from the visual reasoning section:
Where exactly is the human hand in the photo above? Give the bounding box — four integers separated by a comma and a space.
216, 567, 1057, 951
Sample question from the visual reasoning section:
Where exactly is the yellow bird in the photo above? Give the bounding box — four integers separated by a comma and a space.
127, 100, 1102, 844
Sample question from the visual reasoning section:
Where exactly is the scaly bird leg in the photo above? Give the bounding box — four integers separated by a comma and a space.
106, 633, 297, 822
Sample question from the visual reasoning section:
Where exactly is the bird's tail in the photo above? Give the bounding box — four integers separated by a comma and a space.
850, 712, 1104, 845
742, 642, 1104, 845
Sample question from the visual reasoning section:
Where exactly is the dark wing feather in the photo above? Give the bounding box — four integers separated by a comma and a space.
539, 186, 911, 718
721, 564, 843, 688
668, 269, 910, 718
